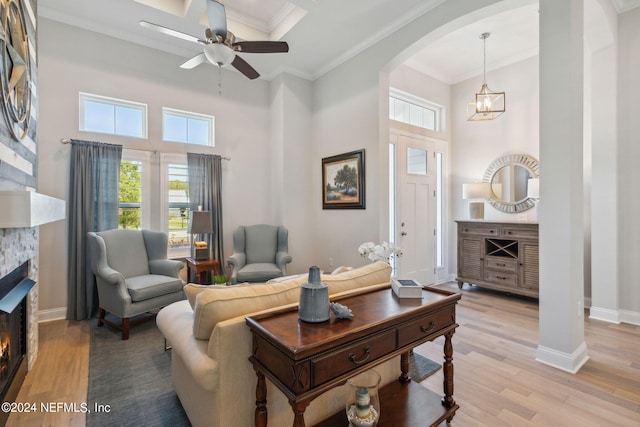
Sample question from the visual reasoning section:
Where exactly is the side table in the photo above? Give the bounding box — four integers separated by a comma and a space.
185, 258, 220, 284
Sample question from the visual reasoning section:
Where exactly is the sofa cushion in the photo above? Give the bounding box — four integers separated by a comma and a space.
126, 275, 184, 302
191, 277, 306, 340
321, 261, 391, 294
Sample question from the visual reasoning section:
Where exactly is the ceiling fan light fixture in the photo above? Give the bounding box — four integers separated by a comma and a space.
467, 32, 505, 121
204, 43, 234, 67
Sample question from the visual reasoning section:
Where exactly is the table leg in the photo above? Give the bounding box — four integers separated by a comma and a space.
441, 330, 456, 409
288, 399, 310, 427
255, 368, 267, 427
399, 350, 411, 383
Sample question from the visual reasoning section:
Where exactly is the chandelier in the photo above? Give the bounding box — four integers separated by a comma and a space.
467, 32, 505, 121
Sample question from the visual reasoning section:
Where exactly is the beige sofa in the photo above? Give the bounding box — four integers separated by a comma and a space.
156, 261, 400, 427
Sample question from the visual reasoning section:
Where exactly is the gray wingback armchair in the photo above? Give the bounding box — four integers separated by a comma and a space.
227, 224, 292, 284
88, 229, 185, 339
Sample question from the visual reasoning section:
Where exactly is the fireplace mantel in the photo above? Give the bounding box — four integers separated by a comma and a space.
0, 191, 65, 228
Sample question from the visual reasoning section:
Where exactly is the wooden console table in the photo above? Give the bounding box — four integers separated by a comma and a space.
246, 286, 461, 427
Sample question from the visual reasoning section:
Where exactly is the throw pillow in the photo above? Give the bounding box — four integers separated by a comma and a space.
191, 276, 307, 340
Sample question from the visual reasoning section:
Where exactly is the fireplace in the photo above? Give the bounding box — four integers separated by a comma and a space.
0, 261, 34, 426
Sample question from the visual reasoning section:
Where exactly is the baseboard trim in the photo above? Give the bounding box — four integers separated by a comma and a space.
619, 309, 640, 326
38, 307, 67, 322
536, 342, 589, 374
589, 306, 621, 324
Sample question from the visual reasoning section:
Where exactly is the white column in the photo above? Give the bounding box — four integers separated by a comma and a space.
537, 0, 589, 373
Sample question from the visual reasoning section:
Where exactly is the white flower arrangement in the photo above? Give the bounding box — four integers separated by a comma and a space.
358, 241, 402, 263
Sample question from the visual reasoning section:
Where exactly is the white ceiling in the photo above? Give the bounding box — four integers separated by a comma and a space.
38, 0, 638, 83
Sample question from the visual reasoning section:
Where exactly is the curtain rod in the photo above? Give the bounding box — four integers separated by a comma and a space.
60, 138, 231, 161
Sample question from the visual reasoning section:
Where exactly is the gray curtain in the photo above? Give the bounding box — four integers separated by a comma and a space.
187, 153, 224, 267
67, 140, 122, 320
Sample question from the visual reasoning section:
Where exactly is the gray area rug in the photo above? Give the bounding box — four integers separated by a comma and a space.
87, 316, 190, 427
409, 352, 442, 382
87, 316, 439, 426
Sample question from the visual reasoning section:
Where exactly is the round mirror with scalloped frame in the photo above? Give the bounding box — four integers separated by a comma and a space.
482, 154, 539, 213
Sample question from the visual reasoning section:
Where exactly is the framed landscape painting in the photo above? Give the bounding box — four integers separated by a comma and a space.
322, 149, 365, 209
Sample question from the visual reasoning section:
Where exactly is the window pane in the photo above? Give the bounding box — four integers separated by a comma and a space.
167, 164, 190, 249
407, 147, 427, 175
119, 160, 142, 229
187, 118, 209, 145
115, 105, 144, 137
436, 152, 443, 267
164, 114, 187, 143
423, 108, 436, 131
83, 100, 115, 134
409, 104, 422, 127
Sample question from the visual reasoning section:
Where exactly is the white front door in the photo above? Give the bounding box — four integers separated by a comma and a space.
392, 133, 438, 285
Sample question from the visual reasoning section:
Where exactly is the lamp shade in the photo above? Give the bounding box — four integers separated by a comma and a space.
189, 211, 213, 234
204, 43, 235, 67
462, 183, 491, 200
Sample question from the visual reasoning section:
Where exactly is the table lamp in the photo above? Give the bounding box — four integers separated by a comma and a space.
189, 209, 213, 260
462, 183, 491, 220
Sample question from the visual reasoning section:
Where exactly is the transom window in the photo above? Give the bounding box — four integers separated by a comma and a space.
79, 92, 147, 138
163, 108, 214, 146
389, 89, 443, 132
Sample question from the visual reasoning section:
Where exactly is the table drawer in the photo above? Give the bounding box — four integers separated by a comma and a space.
484, 270, 517, 287
397, 307, 455, 348
459, 224, 499, 237
311, 329, 396, 386
485, 257, 517, 273
502, 225, 538, 239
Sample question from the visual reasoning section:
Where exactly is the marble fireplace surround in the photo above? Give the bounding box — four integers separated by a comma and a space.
0, 227, 39, 371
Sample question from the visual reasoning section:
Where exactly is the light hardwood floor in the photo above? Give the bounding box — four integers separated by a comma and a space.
6, 283, 640, 426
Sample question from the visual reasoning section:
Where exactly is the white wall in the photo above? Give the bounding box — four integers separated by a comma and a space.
37, 19, 275, 315
451, 56, 540, 223
311, 0, 508, 271
617, 7, 640, 319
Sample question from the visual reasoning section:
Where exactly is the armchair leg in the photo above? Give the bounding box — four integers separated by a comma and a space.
97, 308, 106, 327
122, 318, 130, 340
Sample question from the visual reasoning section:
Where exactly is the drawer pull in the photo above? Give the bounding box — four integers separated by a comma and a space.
496, 262, 506, 267
497, 275, 507, 280
348, 346, 371, 365
420, 321, 436, 334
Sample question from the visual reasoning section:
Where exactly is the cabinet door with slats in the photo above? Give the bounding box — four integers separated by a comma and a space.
520, 242, 539, 291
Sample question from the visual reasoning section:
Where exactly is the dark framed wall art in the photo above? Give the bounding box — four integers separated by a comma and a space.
322, 149, 365, 209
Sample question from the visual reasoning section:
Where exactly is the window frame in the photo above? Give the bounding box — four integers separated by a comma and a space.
162, 107, 215, 147
79, 92, 148, 138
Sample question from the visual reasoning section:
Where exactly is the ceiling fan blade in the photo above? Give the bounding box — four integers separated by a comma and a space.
207, 0, 227, 39
180, 53, 207, 69
231, 55, 260, 80
234, 41, 289, 54
139, 20, 204, 44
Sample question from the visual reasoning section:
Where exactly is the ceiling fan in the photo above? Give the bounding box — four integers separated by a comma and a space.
139, 0, 289, 80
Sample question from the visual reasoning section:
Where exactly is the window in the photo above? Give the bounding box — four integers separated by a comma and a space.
118, 150, 151, 230
119, 160, 142, 229
163, 157, 191, 255
389, 89, 443, 132
163, 108, 214, 146
79, 92, 147, 138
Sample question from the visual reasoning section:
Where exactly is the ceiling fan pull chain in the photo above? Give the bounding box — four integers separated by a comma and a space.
218, 65, 222, 95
